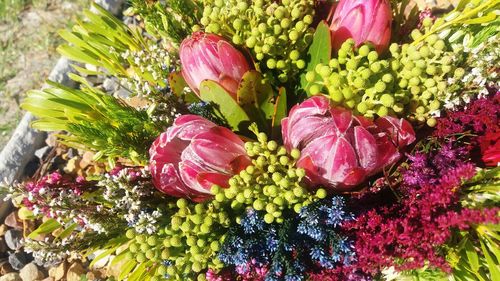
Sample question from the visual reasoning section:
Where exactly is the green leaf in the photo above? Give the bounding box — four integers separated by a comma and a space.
462, 12, 497, 25
55, 223, 77, 240
28, 219, 61, 239
89, 247, 118, 267
464, 239, 480, 272
199, 80, 251, 133
128, 262, 151, 281
110, 250, 130, 267
271, 87, 287, 139
168, 72, 187, 97
118, 259, 137, 280
480, 239, 500, 280
300, 21, 331, 95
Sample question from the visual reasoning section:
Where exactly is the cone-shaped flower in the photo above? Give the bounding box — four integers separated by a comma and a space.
149, 115, 251, 201
282, 96, 415, 191
328, 0, 392, 54
180, 32, 252, 99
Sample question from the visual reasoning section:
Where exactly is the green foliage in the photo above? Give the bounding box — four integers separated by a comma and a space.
412, 0, 499, 46
58, 2, 176, 99
128, 0, 202, 44
300, 21, 332, 96
21, 79, 164, 164
462, 167, 500, 209
199, 73, 286, 137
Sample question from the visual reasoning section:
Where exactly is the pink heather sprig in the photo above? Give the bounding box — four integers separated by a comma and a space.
206, 262, 269, 281
344, 142, 499, 274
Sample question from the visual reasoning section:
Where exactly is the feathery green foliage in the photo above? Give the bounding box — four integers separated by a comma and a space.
21, 78, 165, 164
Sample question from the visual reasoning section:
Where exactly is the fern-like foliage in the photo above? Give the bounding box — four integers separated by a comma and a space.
129, 0, 202, 44
21, 78, 165, 164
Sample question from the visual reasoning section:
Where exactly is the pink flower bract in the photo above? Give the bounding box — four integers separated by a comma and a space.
180, 32, 252, 99
282, 96, 415, 191
149, 115, 251, 201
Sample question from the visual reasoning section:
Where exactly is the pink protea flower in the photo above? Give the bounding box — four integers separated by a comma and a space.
180, 32, 252, 99
282, 96, 415, 191
328, 0, 392, 54
149, 115, 251, 201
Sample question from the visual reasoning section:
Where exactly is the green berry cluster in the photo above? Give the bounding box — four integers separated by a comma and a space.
306, 27, 462, 126
199, 0, 315, 83
211, 127, 327, 224
121, 127, 326, 280
125, 199, 226, 281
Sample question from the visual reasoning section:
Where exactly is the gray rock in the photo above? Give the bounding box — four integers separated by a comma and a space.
20, 262, 45, 281
0, 273, 22, 281
34, 146, 51, 160
4, 230, 22, 251
102, 78, 119, 93
8, 252, 32, 271
92, 0, 125, 16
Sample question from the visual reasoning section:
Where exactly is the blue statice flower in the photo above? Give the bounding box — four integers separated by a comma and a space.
219, 198, 356, 280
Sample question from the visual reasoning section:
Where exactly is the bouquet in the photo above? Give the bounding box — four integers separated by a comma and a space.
4, 0, 499, 280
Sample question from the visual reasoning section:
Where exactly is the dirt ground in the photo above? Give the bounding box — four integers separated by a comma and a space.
0, 0, 89, 148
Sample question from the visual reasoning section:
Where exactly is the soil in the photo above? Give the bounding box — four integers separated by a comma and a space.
0, 0, 89, 148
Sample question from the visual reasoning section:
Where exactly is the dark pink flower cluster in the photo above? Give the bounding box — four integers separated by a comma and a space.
434, 92, 500, 166
206, 263, 268, 281
22, 172, 94, 223
344, 143, 500, 274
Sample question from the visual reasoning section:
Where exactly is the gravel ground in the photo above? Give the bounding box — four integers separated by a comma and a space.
0, 0, 89, 148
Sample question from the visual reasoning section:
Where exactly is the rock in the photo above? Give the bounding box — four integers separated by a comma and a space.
4, 212, 23, 230
20, 263, 45, 281
8, 252, 32, 271
40, 278, 54, 281
0, 259, 15, 275
48, 262, 66, 281
92, 0, 125, 16
102, 78, 119, 93
114, 87, 132, 99
66, 262, 85, 281
4, 230, 22, 250
0, 224, 8, 236
0, 237, 8, 258
0, 273, 22, 281
34, 146, 51, 160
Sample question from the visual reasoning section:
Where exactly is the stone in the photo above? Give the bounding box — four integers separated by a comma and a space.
0, 259, 15, 275
0, 273, 22, 281
48, 261, 66, 281
4, 212, 23, 230
0, 224, 8, 236
102, 78, 119, 93
66, 262, 85, 281
4, 230, 22, 250
0, 237, 8, 258
8, 252, 32, 271
20, 263, 45, 281
92, 0, 125, 16
34, 146, 51, 160
40, 278, 54, 281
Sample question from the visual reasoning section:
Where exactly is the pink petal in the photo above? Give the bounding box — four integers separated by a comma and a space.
330, 107, 353, 134
167, 115, 216, 141
354, 126, 379, 173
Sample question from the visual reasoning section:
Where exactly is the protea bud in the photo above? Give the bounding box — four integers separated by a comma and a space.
328, 0, 392, 54
282, 96, 415, 191
149, 115, 251, 201
180, 32, 252, 99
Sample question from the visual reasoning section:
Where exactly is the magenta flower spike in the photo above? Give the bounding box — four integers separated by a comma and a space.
329, 0, 393, 54
149, 115, 251, 201
180, 32, 252, 99
282, 96, 415, 191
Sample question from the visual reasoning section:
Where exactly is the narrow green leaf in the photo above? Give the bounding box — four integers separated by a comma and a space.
168, 72, 187, 97
271, 87, 287, 139
480, 239, 500, 280
90, 247, 118, 267
465, 239, 480, 272
118, 259, 137, 280
55, 223, 77, 240
28, 219, 61, 239
128, 262, 151, 281
199, 80, 251, 133
110, 250, 130, 267
300, 21, 331, 95
462, 12, 497, 25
